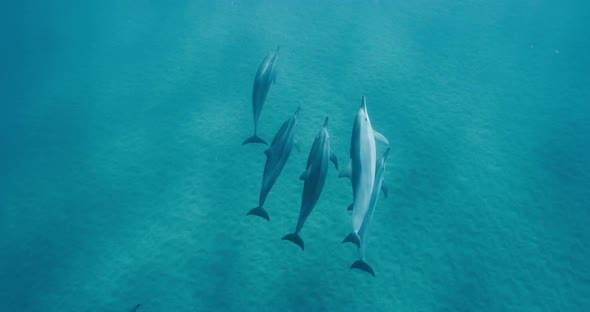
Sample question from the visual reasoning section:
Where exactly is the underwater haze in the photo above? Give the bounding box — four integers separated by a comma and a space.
1, 1, 589, 311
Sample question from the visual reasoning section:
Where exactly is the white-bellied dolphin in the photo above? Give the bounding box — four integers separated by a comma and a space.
339, 96, 389, 239
282, 117, 338, 250
243, 46, 280, 145
345, 148, 390, 277
247, 107, 300, 221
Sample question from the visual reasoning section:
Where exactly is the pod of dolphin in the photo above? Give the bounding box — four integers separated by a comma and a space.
244, 47, 390, 277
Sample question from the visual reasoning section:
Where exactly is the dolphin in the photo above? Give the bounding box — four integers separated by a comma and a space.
339, 96, 389, 239
282, 117, 338, 250
247, 107, 300, 221
243, 46, 280, 145
345, 148, 390, 277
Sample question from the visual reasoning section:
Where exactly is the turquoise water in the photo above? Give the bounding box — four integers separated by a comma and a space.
1, 1, 589, 311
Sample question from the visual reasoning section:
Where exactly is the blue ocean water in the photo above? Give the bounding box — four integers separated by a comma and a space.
1, 1, 589, 311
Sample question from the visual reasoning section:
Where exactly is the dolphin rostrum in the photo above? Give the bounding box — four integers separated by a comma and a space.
345, 148, 390, 277
282, 117, 338, 250
247, 107, 300, 221
243, 46, 280, 145
339, 96, 389, 239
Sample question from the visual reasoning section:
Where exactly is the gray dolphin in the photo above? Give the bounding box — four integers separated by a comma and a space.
243, 46, 280, 145
345, 148, 390, 277
247, 107, 300, 221
282, 117, 338, 250
339, 96, 389, 239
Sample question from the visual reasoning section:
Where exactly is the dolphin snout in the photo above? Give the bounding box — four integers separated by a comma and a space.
324, 117, 329, 127
294, 106, 301, 116
361, 96, 367, 111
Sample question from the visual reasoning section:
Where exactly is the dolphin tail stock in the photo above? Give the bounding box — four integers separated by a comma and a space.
341, 232, 360, 248
246, 207, 270, 221
281, 232, 304, 251
350, 259, 375, 277
242, 134, 268, 145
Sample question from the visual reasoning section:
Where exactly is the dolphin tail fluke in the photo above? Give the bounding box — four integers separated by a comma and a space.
242, 135, 268, 145
350, 259, 375, 277
346, 203, 353, 211
281, 233, 304, 250
246, 207, 270, 221
341, 232, 360, 248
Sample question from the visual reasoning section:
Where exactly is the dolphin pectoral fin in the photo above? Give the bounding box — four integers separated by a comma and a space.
246, 207, 270, 221
373, 130, 389, 146
346, 203, 353, 211
330, 151, 338, 170
243, 135, 268, 145
350, 259, 375, 277
381, 182, 389, 199
282, 233, 304, 250
265, 146, 278, 158
299, 167, 311, 181
341, 232, 360, 248
338, 160, 352, 179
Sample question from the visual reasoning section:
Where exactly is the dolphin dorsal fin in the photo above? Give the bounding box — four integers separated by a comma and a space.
299, 166, 312, 181
373, 130, 389, 146
330, 151, 338, 170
